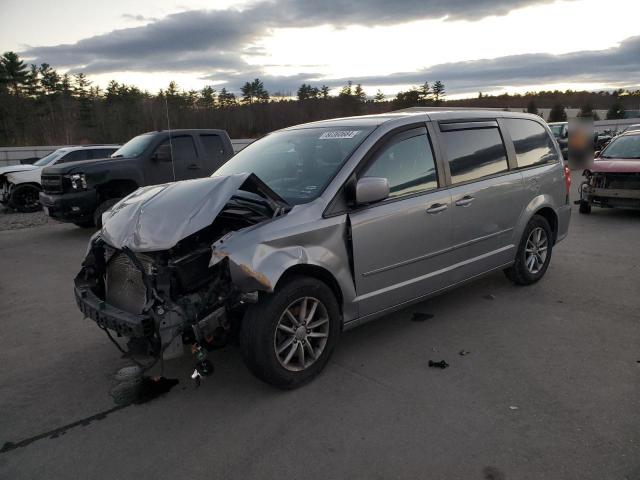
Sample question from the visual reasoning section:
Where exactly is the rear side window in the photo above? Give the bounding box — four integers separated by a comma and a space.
442, 128, 508, 184
90, 149, 117, 159
504, 119, 558, 168
58, 150, 90, 163
364, 132, 437, 198
200, 134, 225, 158
171, 136, 198, 161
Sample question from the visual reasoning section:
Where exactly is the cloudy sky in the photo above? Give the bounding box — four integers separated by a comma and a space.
2, 0, 640, 98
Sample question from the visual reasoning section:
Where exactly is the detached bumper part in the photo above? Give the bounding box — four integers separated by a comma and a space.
75, 284, 154, 337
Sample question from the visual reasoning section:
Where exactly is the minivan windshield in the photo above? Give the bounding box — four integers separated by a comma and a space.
111, 133, 155, 158
33, 150, 65, 166
214, 126, 374, 205
600, 134, 640, 159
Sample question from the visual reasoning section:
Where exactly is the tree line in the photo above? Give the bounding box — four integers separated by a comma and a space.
1, 50, 638, 146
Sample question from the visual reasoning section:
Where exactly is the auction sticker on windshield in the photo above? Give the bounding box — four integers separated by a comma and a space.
319, 130, 361, 139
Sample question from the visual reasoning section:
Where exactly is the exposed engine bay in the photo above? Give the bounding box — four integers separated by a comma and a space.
74, 173, 290, 382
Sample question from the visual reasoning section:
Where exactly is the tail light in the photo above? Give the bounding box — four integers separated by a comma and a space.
564, 165, 571, 195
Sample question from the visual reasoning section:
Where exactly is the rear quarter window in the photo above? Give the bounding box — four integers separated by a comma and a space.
442, 127, 508, 184
58, 150, 90, 163
504, 118, 558, 168
200, 134, 225, 158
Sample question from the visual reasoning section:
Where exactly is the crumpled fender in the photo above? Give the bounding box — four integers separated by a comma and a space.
209, 213, 354, 302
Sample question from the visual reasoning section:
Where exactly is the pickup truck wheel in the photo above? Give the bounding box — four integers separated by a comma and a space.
240, 275, 341, 389
93, 198, 121, 228
504, 215, 553, 286
579, 200, 591, 214
10, 184, 41, 213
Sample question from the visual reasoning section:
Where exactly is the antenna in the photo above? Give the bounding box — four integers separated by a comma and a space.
164, 95, 176, 181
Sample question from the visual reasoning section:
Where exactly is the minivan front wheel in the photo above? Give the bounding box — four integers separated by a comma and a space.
504, 215, 553, 285
240, 275, 341, 389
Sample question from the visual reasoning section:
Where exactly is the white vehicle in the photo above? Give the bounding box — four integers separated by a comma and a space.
0, 145, 119, 212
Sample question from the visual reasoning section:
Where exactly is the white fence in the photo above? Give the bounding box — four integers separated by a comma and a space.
0, 139, 255, 167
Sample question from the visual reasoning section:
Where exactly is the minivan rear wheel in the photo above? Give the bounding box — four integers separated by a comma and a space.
240, 275, 341, 389
504, 215, 553, 285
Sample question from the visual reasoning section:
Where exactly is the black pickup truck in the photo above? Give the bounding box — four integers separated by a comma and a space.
40, 129, 234, 227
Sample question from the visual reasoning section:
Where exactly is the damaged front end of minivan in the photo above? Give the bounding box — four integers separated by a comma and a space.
74, 173, 290, 378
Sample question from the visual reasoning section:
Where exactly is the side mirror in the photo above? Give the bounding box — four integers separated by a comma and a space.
355, 177, 390, 205
153, 144, 172, 162
594, 150, 601, 158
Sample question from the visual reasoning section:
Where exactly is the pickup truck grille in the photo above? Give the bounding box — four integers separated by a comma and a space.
105, 250, 155, 315
41, 174, 64, 193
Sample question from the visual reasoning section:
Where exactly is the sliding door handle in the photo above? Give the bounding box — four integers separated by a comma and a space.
455, 195, 475, 207
426, 203, 448, 214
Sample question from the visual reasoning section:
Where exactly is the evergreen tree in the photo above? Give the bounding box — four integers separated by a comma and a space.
548, 104, 567, 122
419, 82, 431, 103
374, 89, 385, 102
25, 64, 42, 98
354, 83, 366, 102
198, 85, 217, 108
526, 99, 539, 115
39, 63, 60, 95
339, 81, 353, 97
218, 87, 237, 108
2, 51, 28, 97
432, 80, 445, 103
320, 85, 330, 99
241, 78, 269, 104
606, 102, 625, 119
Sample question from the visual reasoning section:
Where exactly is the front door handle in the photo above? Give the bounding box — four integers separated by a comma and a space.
187, 163, 200, 170
426, 203, 448, 214
455, 195, 475, 207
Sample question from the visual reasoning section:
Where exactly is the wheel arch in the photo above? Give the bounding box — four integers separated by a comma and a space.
533, 206, 558, 244
275, 264, 344, 314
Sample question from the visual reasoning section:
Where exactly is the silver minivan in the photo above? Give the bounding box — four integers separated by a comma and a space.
75, 110, 571, 388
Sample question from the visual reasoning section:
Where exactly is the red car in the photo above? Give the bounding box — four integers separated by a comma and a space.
579, 130, 640, 213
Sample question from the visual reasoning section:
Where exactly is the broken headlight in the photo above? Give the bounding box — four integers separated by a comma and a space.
68, 173, 87, 190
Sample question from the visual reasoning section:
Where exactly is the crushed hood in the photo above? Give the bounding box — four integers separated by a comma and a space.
100, 173, 288, 252
0, 164, 38, 176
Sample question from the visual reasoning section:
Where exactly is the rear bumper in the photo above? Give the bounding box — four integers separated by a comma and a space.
555, 204, 571, 243
39, 190, 97, 222
74, 282, 154, 337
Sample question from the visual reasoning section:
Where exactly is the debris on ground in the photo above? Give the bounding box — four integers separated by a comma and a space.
509, 405, 519, 410
428, 360, 449, 369
459, 349, 470, 356
411, 312, 434, 322
110, 365, 178, 405
483, 294, 495, 300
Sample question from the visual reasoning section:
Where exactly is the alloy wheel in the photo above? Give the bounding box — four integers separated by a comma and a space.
525, 227, 548, 274
274, 296, 329, 372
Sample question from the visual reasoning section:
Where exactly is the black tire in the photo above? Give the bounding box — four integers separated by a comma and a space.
240, 275, 341, 389
73, 220, 95, 228
579, 200, 591, 214
10, 184, 41, 213
504, 215, 553, 286
93, 198, 121, 228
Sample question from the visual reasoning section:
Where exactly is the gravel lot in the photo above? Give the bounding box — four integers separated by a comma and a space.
0, 187, 639, 480
0, 207, 55, 231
